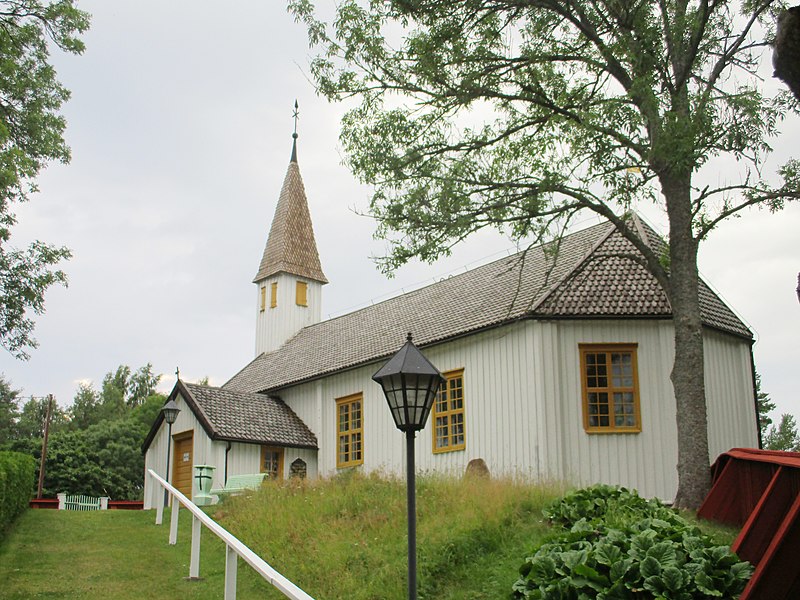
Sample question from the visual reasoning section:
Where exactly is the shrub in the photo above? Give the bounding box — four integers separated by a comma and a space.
512, 484, 753, 599
0, 451, 36, 538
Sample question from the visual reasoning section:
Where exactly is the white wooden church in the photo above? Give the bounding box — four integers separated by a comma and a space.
142, 136, 758, 508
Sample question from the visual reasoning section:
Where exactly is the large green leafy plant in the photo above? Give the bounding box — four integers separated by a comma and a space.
512, 485, 752, 599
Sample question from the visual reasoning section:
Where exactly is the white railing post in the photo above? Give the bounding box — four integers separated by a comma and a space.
146, 469, 313, 599
190, 514, 201, 579
100, 497, 109, 510
155, 496, 164, 525
169, 500, 180, 545
57, 492, 65, 510
225, 544, 238, 600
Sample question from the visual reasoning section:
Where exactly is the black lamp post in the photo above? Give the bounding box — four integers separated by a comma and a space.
161, 399, 180, 506
373, 333, 445, 600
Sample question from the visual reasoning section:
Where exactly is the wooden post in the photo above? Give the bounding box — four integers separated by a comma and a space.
225, 545, 238, 599
37, 394, 53, 499
190, 514, 201, 579
169, 500, 179, 545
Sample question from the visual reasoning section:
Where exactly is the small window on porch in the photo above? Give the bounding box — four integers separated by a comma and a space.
261, 446, 284, 479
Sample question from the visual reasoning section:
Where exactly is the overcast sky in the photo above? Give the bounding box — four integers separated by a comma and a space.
1, 1, 798, 425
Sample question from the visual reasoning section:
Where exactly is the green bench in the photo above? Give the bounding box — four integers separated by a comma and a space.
210, 473, 267, 497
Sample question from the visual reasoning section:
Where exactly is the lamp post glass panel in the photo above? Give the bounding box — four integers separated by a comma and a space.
161, 399, 180, 506
372, 333, 445, 600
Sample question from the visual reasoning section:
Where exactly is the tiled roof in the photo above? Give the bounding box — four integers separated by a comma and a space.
180, 381, 317, 448
253, 148, 328, 284
534, 224, 672, 316
227, 217, 750, 395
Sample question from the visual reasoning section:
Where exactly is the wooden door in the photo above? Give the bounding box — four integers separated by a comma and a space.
172, 431, 194, 499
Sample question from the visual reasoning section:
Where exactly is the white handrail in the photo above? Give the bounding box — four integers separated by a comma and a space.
147, 469, 314, 600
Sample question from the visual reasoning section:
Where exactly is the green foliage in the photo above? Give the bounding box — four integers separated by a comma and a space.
0, 366, 164, 500
512, 485, 753, 599
68, 382, 101, 430
42, 392, 166, 500
293, 0, 800, 509
0, 451, 35, 539
292, 0, 799, 274
0, 0, 90, 358
13, 395, 66, 440
0, 375, 20, 445
755, 372, 775, 441
764, 413, 800, 452
542, 484, 659, 528
755, 371, 800, 452
219, 473, 563, 599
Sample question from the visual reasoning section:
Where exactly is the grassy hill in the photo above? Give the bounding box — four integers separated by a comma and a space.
0, 474, 737, 599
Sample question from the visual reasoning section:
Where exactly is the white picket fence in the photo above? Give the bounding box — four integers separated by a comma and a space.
57, 493, 108, 511
147, 469, 314, 600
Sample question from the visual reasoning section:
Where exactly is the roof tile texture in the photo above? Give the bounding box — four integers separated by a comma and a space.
183, 382, 317, 448
253, 160, 327, 284
227, 218, 751, 395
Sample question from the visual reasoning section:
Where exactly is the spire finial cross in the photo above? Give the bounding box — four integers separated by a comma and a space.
292, 99, 299, 139
175, 367, 180, 381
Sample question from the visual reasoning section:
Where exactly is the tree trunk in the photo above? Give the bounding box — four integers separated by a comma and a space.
664, 178, 711, 510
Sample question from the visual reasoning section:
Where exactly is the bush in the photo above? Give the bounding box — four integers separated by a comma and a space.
512, 484, 753, 599
0, 451, 36, 538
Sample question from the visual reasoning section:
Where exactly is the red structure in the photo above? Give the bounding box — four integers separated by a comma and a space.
698, 448, 800, 600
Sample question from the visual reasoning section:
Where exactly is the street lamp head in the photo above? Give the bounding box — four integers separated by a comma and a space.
372, 333, 446, 433
161, 399, 180, 425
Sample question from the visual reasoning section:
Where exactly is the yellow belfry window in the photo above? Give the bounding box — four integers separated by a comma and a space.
260, 286, 266, 312
296, 280, 308, 306
336, 393, 363, 468
433, 369, 466, 453
270, 281, 278, 308
580, 344, 641, 433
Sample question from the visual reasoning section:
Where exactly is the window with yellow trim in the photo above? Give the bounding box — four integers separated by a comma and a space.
296, 280, 308, 306
579, 344, 641, 433
261, 446, 284, 479
260, 286, 266, 312
336, 393, 363, 468
433, 369, 466, 453
270, 281, 278, 308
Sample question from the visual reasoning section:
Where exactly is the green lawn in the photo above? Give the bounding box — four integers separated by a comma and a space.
0, 476, 562, 599
0, 477, 740, 600
0, 508, 278, 599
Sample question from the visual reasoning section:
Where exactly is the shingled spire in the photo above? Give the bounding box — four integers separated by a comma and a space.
253, 123, 327, 284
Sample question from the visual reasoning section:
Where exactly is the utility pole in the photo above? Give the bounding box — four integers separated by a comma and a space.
37, 394, 54, 499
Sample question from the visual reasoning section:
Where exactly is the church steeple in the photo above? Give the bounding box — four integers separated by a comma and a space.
253, 110, 327, 285
253, 106, 327, 356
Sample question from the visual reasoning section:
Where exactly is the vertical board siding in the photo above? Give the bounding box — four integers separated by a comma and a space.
255, 273, 322, 355
553, 320, 679, 500
704, 330, 758, 460
145, 319, 756, 508
143, 392, 213, 508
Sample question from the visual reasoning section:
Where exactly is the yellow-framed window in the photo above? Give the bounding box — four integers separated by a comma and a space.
336, 393, 363, 468
270, 281, 278, 308
579, 344, 641, 433
296, 280, 308, 306
260, 286, 266, 312
433, 369, 466, 453
261, 446, 284, 480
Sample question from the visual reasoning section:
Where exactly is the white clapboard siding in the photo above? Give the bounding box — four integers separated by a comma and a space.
704, 329, 758, 459
147, 316, 757, 507
255, 272, 323, 355
281, 318, 756, 502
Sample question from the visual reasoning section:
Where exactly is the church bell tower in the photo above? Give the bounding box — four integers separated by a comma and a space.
253, 111, 327, 355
